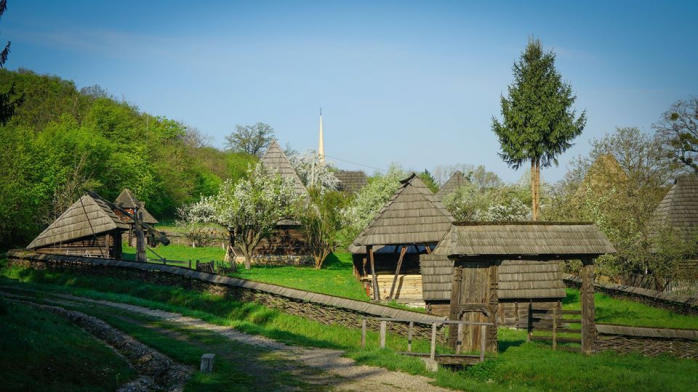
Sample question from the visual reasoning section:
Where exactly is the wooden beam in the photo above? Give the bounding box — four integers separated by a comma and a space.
368, 246, 379, 301
424, 244, 432, 254
361, 318, 366, 349
581, 258, 596, 355
448, 266, 463, 348
380, 321, 387, 349
408, 321, 413, 352
430, 322, 437, 360
486, 260, 499, 352
387, 245, 408, 300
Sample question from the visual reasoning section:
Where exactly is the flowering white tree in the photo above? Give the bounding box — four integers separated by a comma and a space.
187, 163, 301, 270
289, 149, 339, 191
339, 164, 406, 245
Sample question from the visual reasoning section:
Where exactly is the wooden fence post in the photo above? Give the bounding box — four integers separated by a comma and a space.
527, 300, 533, 342
430, 323, 437, 360
408, 321, 413, 352
380, 321, 387, 349
456, 323, 463, 354
479, 325, 486, 362
361, 318, 366, 349
552, 306, 557, 350
581, 259, 596, 355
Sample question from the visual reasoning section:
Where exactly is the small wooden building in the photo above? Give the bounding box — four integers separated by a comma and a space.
27, 194, 128, 259
253, 140, 310, 261
114, 188, 158, 246
351, 173, 454, 301
434, 222, 615, 354
421, 229, 565, 327
435, 170, 469, 202
649, 174, 698, 281
335, 170, 368, 193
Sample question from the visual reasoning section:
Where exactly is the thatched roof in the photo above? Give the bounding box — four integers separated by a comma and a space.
261, 140, 309, 198
445, 222, 616, 258
27, 195, 129, 249
651, 175, 698, 242
353, 173, 454, 247
335, 170, 368, 193
115, 188, 141, 209
436, 171, 468, 201
419, 255, 565, 301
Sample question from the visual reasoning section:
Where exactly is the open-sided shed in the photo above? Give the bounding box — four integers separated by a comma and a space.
421, 228, 565, 327
351, 173, 454, 301
27, 194, 129, 259
435, 222, 615, 354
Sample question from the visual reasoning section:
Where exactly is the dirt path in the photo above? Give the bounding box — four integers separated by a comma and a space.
1, 287, 450, 391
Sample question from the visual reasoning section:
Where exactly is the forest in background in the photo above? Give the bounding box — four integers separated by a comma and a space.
0, 68, 256, 248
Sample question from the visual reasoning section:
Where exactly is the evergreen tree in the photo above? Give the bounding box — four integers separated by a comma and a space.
492, 37, 586, 220
0, 0, 20, 124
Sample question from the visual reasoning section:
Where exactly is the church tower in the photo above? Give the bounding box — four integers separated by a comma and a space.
318, 109, 325, 164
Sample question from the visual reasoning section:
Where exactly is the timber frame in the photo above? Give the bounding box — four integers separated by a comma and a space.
441, 223, 615, 355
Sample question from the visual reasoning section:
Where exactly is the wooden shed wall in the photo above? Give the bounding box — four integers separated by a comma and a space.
34, 233, 122, 259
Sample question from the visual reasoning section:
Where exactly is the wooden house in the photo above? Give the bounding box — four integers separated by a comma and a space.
432, 222, 615, 353
27, 194, 129, 259
335, 170, 368, 193
351, 173, 454, 301
114, 188, 158, 246
251, 140, 310, 261
435, 170, 469, 202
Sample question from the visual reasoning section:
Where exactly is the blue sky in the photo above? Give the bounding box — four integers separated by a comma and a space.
4, 1, 697, 183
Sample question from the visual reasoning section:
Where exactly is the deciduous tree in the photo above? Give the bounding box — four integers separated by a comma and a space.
492, 37, 586, 220
654, 97, 698, 174
225, 122, 275, 156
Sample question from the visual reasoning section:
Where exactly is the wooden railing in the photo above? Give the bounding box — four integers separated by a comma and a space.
527, 305, 582, 351
361, 317, 494, 365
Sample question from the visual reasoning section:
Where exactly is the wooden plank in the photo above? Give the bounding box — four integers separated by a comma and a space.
388, 245, 408, 301
581, 259, 595, 356
479, 325, 486, 362
369, 246, 379, 301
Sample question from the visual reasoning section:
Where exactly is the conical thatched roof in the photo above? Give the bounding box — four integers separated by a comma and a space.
575, 154, 628, 200
651, 175, 698, 242
261, 140, 309, 198
436, 171, 468, 201
353, 173, 454, 247
27, 195, 129, 249
115, 188, 141, 209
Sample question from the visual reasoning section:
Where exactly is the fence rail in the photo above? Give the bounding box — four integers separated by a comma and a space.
361, 317, 494, 365
527, 304, 582, 351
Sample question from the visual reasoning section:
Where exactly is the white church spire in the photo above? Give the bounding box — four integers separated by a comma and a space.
318, 108, 325, 164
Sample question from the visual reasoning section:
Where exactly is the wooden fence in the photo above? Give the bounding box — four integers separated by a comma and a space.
527, 304, 582, 351
361, 317, 494, 366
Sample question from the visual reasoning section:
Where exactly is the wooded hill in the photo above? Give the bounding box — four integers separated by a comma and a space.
0, 68, 256, 248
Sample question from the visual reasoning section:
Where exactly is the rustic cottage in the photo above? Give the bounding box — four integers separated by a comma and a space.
27, 194, 129, 259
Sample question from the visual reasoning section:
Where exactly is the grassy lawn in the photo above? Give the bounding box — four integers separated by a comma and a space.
563, 288, 698, 329
124, 246, 370, 301
0, 297, 136, 392
3, 260, 698, 392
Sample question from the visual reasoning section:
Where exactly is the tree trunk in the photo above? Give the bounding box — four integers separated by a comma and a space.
531, 158, 540, 221
244, 255, 252, 270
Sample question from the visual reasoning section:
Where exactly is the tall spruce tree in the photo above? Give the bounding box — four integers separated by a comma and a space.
0, 0, 19, 125
492, 37, 586, 220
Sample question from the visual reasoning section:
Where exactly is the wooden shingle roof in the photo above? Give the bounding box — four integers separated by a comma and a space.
436, 171, 469, 201
335, 170, 368, 193
353, 173, 454, 247
27, 195, 129, 249
419, 255, 565, 301
261, 140, 309, 198
651, 175, 698, 242
115, 188, 141, 209
446, 222, 616, 258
